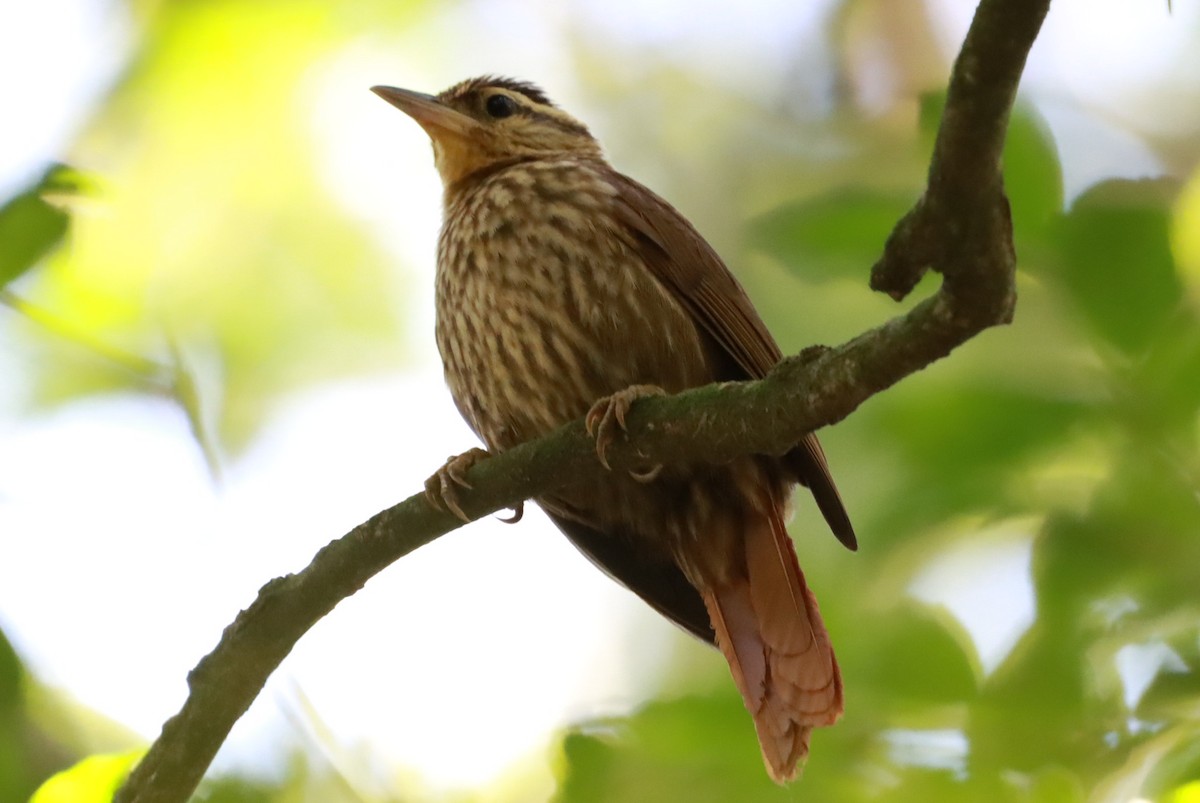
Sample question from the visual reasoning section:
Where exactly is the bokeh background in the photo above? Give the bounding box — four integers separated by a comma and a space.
3, 0, 1200, 800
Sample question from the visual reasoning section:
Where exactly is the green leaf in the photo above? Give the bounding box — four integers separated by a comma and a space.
1036, 440, 1200, 628
967, 619, 1101, 774
852, 605, 978, 705
37, 163, 93, 196
918, 91, 947, 145
1047, 179, 1183, 353
862, 385, 1087, 533
25, 4, 406, 450
1172, 781, 1200, 803
881, 387, 1084, 470
749, 189, 913, 280
1128, 307, 1200, 431
556, 694, 795, 802
0, 167, 72, 287
0, 628, 21, 715
0, 629, 30, 803
1002, 105, 1064, 239
29, 750, 143, 803
1140, 670, 1200, 723
1027, 766, 1086, 803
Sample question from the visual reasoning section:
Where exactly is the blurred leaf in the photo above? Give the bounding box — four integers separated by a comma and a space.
1138, 702, 1200, 800
918, 91, 946, 144
1027, 766, 1086, 803
1091, 723, 1199, 803
1125, 307, 1200, 432
30, 1, 405, 448
863, 385, 1087, 533
29, 750, 143, 803
1035, 513, 1140, 627
748, 189, 912, 280
1047, 179, 1183, 353
853, 604, 978, 705
875, 769, 1020, 803
1173, 163, 1200, 301
1170, 780, 1200, 803
1035, 448, 1200, 627
556, 693, 792, 803
1001, 106, 1063, 241
880, 387, 1084, 470
967, 619, 1101, 774
0, 166, 73, 287
0, 628, 21, 715
1141, 668, 1200, 722
194, 774, 281, 803
0, 629, 30, 803
36, 164, 95, 197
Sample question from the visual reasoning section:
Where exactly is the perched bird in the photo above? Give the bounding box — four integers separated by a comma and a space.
372, 76, 855, 782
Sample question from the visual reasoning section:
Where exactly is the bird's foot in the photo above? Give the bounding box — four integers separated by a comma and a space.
585, 384, 665, 478
424, 447, 489, 522
425, 448, 524, 524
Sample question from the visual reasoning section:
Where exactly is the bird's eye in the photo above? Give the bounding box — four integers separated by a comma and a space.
485, 94, 518, 119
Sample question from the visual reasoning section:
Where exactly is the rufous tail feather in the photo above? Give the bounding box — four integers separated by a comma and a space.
702, 494, 843, 783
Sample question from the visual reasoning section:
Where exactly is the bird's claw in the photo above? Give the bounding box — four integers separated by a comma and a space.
425, 447, 489, 522
628, 463, 663, 483
497, 500, 524, 524
425, 448, 525, 524
585, 384, 666, 475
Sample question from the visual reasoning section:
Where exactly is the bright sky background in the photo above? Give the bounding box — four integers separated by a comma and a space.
1, 0, 1198, 796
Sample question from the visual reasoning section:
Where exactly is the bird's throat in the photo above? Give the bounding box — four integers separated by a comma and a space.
431, 135, 499, 190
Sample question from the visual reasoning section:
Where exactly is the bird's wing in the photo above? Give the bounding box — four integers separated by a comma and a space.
608, 172, 857, 550
609, 172, 782, 378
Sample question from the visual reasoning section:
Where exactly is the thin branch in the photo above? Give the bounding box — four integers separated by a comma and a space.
115, 0, 1050, 799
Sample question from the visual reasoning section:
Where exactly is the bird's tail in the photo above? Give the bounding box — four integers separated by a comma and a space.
702, 496, 843, 783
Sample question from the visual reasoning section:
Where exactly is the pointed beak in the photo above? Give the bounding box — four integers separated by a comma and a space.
371, 85, 480, 138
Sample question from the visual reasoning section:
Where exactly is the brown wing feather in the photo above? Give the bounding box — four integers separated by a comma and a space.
609, 173, 781, 376
608, 172, 857, 550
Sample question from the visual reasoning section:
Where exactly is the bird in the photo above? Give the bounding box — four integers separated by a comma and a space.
372, 76, 855, 783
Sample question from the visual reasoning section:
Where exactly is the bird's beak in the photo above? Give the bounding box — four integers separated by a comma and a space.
371, 85, 480, 138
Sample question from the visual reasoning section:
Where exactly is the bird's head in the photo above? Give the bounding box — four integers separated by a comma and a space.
372, 76, 601, 188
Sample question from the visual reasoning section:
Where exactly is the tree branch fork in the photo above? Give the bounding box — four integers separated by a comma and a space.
114, 0, 1049, 799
